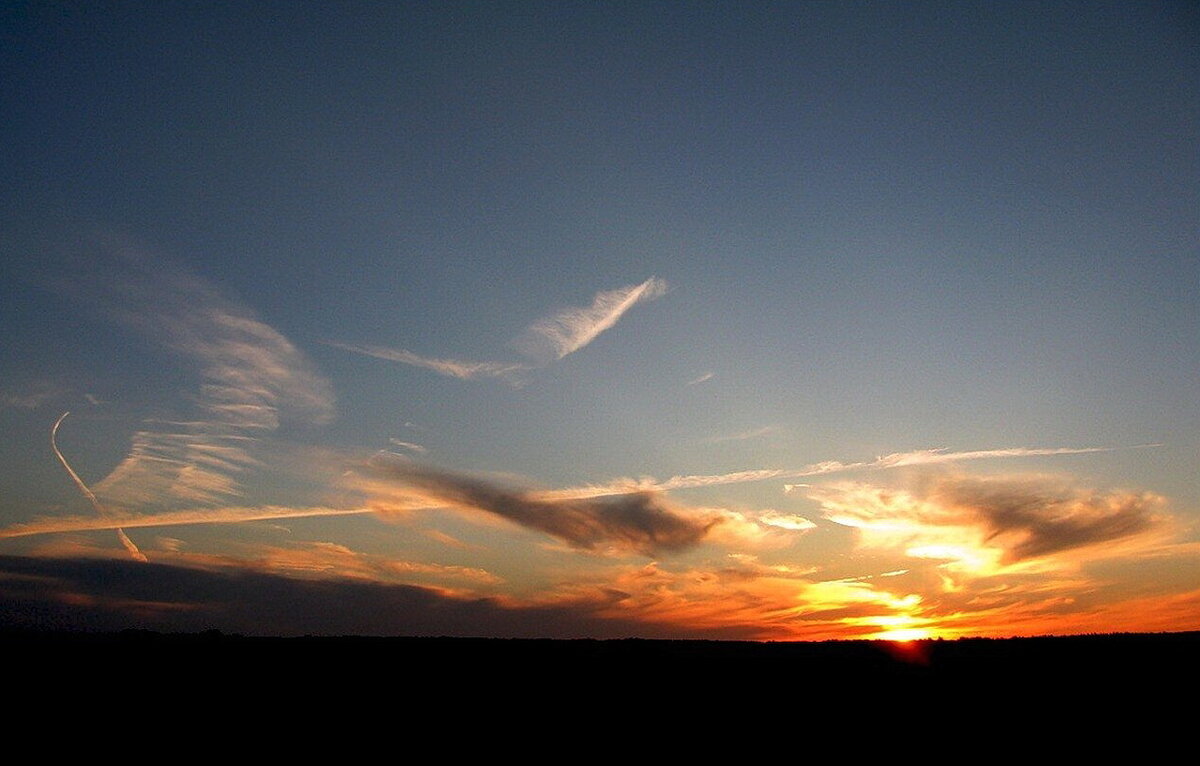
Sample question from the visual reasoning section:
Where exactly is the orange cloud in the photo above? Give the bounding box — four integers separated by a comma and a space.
529, 557, 932, 641
808, 473, 1169, 575
24, 535, 502, 591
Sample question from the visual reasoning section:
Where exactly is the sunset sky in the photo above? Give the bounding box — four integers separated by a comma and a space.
1, 2, 1197, 640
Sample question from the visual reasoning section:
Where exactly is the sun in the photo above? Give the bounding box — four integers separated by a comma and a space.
873, 627, 933, 642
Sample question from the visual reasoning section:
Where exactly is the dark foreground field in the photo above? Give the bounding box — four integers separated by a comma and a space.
6, 630, 1197, 732
7, 630, 1191, 748
7, 628, 1197, 684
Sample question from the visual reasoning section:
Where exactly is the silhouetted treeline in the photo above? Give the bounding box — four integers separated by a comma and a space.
6, 629, 1196, 729
5, 628, 1197, 680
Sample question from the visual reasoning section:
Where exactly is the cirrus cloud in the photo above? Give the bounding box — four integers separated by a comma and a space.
53, 240, 335, 513
513, 277, 668, 362
327, 277, 668, 385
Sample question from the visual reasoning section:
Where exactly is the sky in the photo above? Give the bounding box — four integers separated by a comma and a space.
1, 1, 1197, 640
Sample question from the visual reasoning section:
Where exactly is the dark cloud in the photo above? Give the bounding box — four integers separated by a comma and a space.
0, 555, 748, 639
368, 462, 715, 556
930, 476, 1162, 562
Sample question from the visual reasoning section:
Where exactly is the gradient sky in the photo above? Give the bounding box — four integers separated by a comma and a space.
1, 2, 1197, 640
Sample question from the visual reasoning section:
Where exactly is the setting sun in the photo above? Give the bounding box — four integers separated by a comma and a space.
874, 628, 934, 642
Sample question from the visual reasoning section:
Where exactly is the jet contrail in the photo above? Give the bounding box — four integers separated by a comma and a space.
51, 412, 147, 562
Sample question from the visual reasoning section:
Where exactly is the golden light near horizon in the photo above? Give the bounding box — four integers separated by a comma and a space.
873, 628, 933, 642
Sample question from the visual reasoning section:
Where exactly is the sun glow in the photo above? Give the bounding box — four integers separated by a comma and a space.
873, 627, 933, 642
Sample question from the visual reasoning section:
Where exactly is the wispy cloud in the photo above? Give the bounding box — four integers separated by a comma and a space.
60, 244, 335, 510
362, 460, 714, 556
0, 382, 62, 410
701, 508, 818, 549
103, 266, 336, 428
388, 438, 428, 454
328, 277, 667, 384
868, 446, 1114, 468
758, 511, 816, 532
513, 277, 668, 362
547, 445, 1123, 498
220, 540, 502, 586
324, 342, 531, 384
96, 430, 260, 507
423, 528, 481, 551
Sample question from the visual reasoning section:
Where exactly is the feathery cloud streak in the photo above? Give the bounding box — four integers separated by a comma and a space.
513, 277, 668, 362
388, 438, 428, 454
80, 248, 335, 428
328, 277, 667, 383
544, 445, 1118, 499
61, 243, 335, 509
324, 342, 530, 383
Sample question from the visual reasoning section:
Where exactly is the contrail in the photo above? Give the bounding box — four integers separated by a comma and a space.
51, 412, 147, 562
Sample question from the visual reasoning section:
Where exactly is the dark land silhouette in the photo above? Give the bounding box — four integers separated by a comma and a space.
7, 629, 1196, 731
7, 628, 1197, 683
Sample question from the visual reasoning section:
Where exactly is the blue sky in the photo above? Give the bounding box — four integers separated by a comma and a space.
1, 2, 1197, 638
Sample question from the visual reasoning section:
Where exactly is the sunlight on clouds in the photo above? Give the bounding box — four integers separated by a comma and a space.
808, 473, 1168, 576
554, 561, 813, 639
0, 505, 376, 539
701, 508, 817, 549
874, 627, 933, 642
758, 511, 817, 532
28, 534, 502, 590
791, 579, 935, 639
532, 560, 942, 641
350, 457, 822, 556
241, 540, 503, 586
542, 444, 1122, 500
423, 528, 481, 551
8, 397, 1193, 639
388, 438, 428, 454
